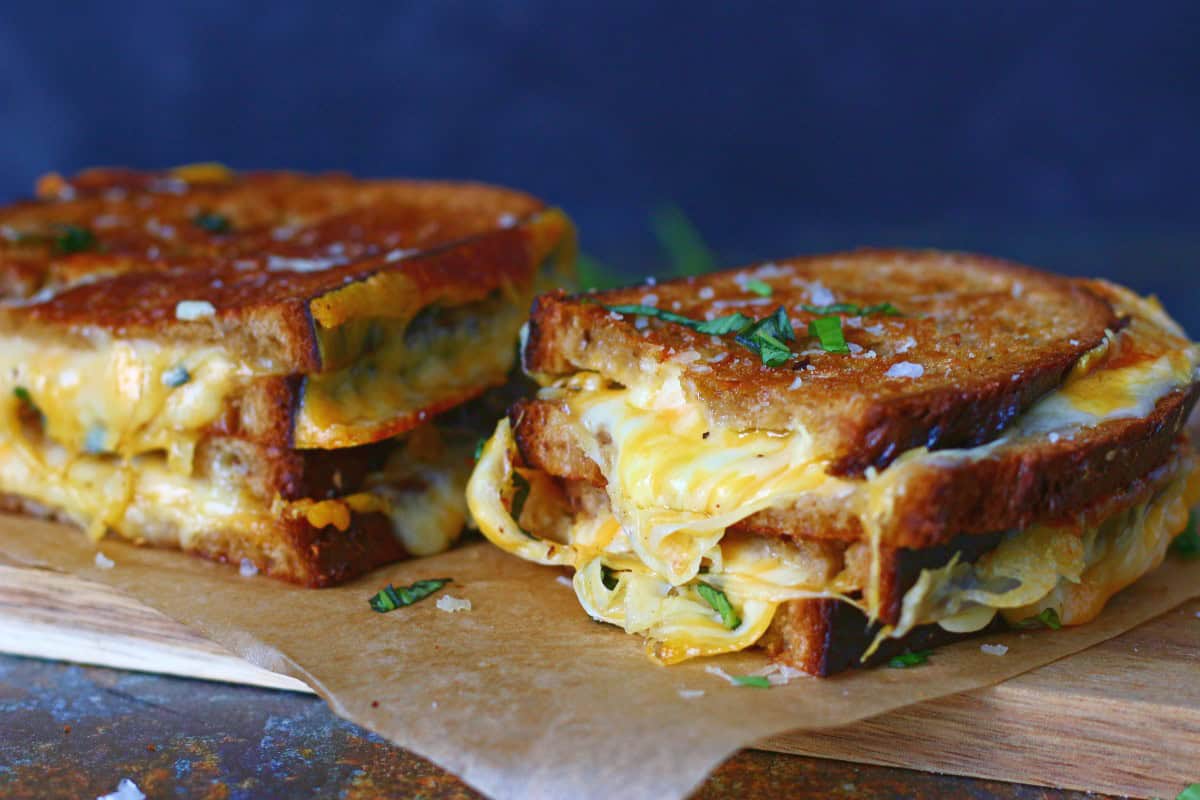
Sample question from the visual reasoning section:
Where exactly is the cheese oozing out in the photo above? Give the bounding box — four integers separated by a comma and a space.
467, 286, 1200, 663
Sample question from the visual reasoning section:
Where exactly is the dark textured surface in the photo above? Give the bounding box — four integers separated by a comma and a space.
1, 4, 1199, 333
0, 654, 1109, 799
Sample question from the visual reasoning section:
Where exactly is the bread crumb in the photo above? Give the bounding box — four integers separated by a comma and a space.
174, 300, 216, 320
94, 552, 115, 570
436, 595, 472, 613
980, 643, 1009, 656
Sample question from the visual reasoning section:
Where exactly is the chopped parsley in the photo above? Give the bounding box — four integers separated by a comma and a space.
651, 205, 715, 276
808, 316, 849, 354
604, 303, 788, 365
743, 278, 773, 297
161, 365, 191, 388
192, 211, 232, 234
1176, 784, 1200, 800
601, 564, 619, 591
510, 470, 531, 521
1015, 607, 1063, 630
731, 675, 771, 688
13, 386, 43, 422
887, 649, 932, 669
53, 224, 96, 254
734, 306, 796, 367
368, 578, 452, 612
798, 301, 903, 317
473, 437, 487, 461
1169, 512, 1200, 559
695, 583, 741, 629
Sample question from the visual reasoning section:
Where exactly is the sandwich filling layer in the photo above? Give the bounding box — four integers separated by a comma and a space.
467, 287, 1200, 662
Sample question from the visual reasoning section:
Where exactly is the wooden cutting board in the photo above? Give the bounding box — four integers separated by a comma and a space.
2, 563, 1197, 799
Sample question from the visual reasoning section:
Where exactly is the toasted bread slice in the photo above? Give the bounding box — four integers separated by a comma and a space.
0, 167, 575, 454
523, 249, 1118, 474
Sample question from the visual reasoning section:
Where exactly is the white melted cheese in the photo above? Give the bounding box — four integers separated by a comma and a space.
467, 289, 1200, 664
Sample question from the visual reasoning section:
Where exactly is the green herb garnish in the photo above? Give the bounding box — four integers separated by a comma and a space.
744, 278, 773, 297
695, 583, 741, 630
651, 205, 715, 276
731, 675, 771, 688
1169, 512, 1200, 559
368, 578, 453, 612
192, 211, 232, 234
798, 302, 903, 317
887, 649, 932, 669
510, 470, 531, 521
1015, 607, 1063, 630
604, 303, 797, 367
1176, 783, 1200, 800
473, 438, 487, 461
601, 564, 619, 591
54, 224, 96, 254
13, 386, 43, 422
161, 365, 191, 388
733, 306, 796, 367
808, 316, 849, 354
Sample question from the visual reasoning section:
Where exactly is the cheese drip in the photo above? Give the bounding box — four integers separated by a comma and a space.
468, 419, 1199, 663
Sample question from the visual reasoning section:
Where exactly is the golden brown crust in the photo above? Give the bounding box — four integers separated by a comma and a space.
522, 249, 1118, 474
0, 167, 564, 373
0, 490, 406, 587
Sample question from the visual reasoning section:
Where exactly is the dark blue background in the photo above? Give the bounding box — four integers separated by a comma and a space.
2, 2, 1197, 327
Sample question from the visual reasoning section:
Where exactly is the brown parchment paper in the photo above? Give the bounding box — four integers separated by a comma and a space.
2, 517, 1198, 800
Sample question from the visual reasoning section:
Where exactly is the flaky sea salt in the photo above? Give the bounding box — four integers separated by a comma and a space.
678, 689, 705, 699
239, 558, 259, 578
94, 552, 115, 570
980, 643, 1009, 656
885, 361, 924, 379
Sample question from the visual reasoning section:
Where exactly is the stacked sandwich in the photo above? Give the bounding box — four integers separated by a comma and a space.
0, 165, 573, 585
468, 250, 1200, 674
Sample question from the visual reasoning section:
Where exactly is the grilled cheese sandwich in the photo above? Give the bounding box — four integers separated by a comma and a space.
467, 250, 1200, 672
0, 166, 575, 584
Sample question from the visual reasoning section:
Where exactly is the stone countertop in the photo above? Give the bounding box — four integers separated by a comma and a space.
0, 654, 1106, 800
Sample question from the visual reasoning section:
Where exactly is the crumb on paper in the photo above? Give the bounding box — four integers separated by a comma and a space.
238, 558, 258, 578
751, 662, 807, 686
980, 643, 1009, 656
96, 779, 145, 800
704, 665, 740, 686
555, 575, 573, 588
436, 595, 472, 613
94, 552, 115, 570
678, 689, 705, 700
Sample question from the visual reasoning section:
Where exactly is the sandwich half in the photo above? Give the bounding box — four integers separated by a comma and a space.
0, 165, 574, 585
467, 249, 1199, 674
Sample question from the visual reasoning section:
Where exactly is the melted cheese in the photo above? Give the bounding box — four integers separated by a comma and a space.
0, 336, 256, 473
467, 288, 1200, 664
297, 294, 527, 448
